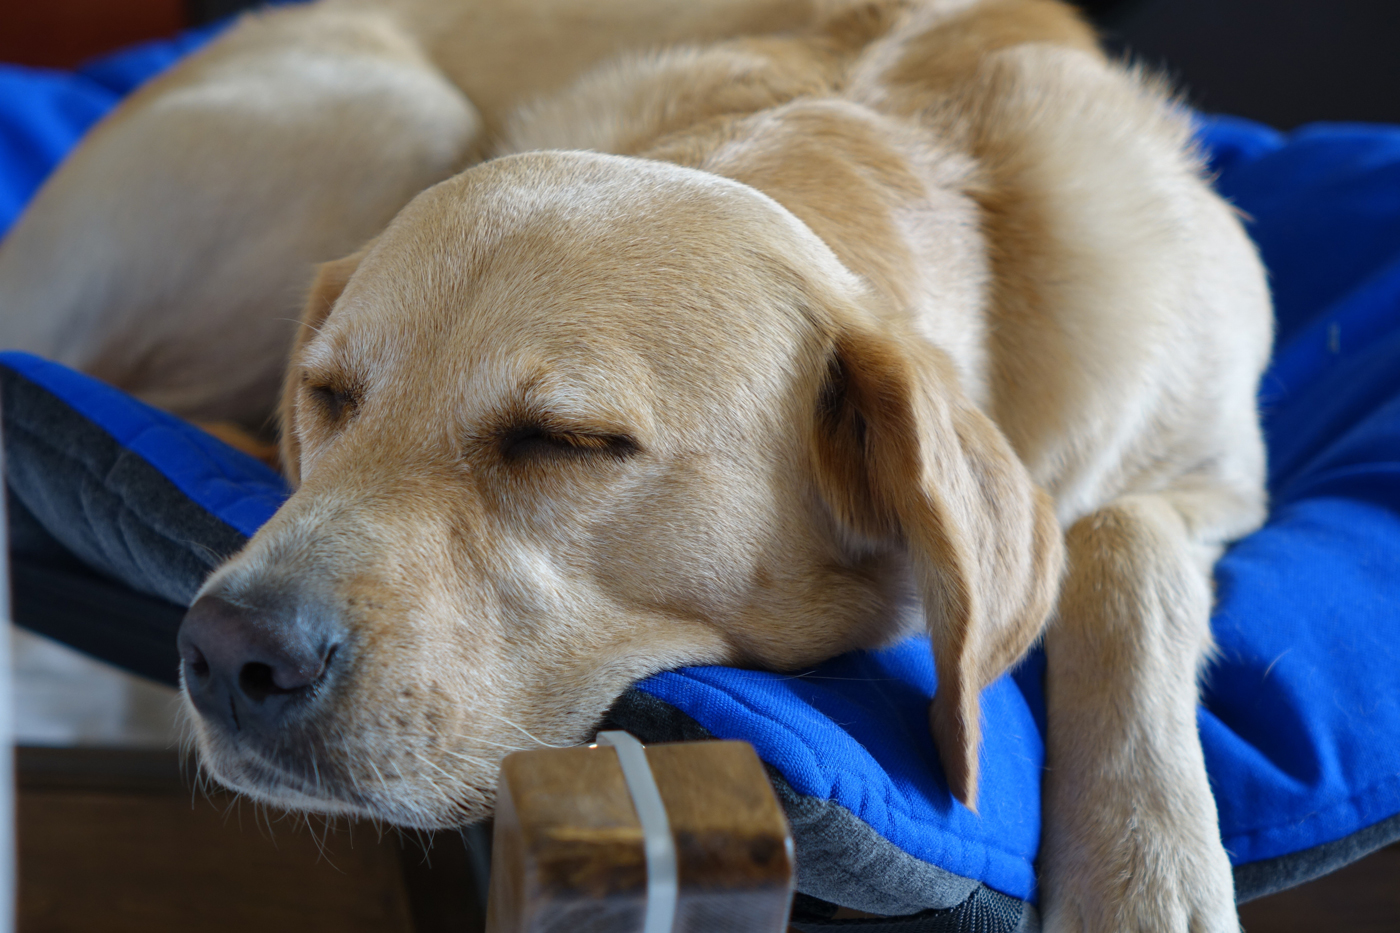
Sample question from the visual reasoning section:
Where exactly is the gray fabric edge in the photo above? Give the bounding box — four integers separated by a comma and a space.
2, 366, 247, 605
1233, 810, 1400, 903
769, 766, 979, 915
786, 887, 1034, 933
605, 688, 1029, 928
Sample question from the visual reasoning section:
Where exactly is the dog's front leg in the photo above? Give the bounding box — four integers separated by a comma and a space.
1039, 493, 1238, 933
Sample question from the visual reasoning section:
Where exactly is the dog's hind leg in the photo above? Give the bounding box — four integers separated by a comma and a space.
1039, 488, 1262, 933
0, 4, 480, 427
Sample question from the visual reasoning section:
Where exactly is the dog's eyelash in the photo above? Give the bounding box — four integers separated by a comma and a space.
499, 426, 639, 462
306, 383, 358, 423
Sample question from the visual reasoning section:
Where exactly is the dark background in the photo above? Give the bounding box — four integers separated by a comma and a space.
1, 0, 1398, 129
198, 0, 1400, 128
1093, 0, 1400, 128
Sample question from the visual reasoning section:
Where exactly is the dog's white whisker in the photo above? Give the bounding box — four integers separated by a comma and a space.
275, 316, 326, 336
410, 751, 473, 805
435, 749, 484, 761
365, 758, 392, 803
481, 713, 570, 749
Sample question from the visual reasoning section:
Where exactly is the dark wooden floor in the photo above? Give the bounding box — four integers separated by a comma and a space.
16, 747, 486, 933
1238, 843, 1400, 933
16, 747, 1400, 933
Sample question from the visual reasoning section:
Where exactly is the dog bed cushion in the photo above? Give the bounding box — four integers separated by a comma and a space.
5, 23, 1400, 933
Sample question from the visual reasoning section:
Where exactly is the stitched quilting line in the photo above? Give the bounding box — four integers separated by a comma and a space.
105, 420, 284, 538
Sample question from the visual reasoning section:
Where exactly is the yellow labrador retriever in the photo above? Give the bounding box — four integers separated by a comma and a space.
3, 1, 1272, 930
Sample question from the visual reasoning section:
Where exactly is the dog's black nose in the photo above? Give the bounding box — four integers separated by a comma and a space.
179, 594, 339, 735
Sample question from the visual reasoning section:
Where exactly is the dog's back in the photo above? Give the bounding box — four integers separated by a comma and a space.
497, 0, 1271, 530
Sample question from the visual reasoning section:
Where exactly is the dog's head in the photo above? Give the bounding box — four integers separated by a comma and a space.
178, 151, 1060, 825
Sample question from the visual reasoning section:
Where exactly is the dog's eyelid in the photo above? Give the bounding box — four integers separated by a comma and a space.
496, 422, 641, 462
303, 379, 360, 423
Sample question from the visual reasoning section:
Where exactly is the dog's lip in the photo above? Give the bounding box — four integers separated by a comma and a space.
207, 732, 374, 810
210, 742, 477, 828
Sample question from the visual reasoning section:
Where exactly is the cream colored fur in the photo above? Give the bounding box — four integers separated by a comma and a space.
0, 2, 1271, 931
0, 0, 819, 425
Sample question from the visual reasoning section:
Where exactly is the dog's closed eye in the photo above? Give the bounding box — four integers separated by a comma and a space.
499, 425, 639, 462
305, 382, 359, 424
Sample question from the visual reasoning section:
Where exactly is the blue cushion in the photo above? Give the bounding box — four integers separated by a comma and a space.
4, 21, 1400, 931
616, 118, 1400, 917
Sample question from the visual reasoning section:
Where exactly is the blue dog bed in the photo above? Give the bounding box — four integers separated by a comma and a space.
5, 21, 1400, 933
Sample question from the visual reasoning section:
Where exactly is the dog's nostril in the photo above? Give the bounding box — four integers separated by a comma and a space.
237, 644, 336, 704
187, 645, 211, 679
239, 662, 280, 702
239, 661, 308, 702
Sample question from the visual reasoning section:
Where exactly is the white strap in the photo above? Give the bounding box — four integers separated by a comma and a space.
597, 731, 678, 933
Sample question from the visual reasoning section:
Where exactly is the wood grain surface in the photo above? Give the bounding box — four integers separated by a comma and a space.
486, 739, 794, 933
14, 746, 446, 933
12, 746, 1400, 932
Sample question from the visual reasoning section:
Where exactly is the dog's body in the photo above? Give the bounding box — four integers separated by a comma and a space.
0, 0, 818, 424
0, 2, 1271, 930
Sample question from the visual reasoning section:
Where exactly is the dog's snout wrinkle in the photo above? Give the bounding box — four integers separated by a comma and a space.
180, 594, 341, 736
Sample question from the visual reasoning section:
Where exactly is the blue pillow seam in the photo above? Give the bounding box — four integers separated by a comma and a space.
1221, 769, 1400, 852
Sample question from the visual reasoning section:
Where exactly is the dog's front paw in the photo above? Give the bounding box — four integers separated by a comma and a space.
1038, 763, 1239, 933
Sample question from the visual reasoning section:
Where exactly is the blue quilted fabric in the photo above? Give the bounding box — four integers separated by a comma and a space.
0, 351, 287, 538
4, 22, 1400, 910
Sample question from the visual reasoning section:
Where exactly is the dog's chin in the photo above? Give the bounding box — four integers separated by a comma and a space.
189, 721, 494, 830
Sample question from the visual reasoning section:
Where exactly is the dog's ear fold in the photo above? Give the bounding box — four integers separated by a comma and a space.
812, 326, 1063, 809
279, 247, 369, 484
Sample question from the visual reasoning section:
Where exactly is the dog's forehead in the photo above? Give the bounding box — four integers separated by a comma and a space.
327, 152, 848, 411
358, 150, 850, 322
430, 150, 803, 243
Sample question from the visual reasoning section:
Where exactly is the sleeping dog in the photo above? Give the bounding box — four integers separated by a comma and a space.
0, 1, 1270, 930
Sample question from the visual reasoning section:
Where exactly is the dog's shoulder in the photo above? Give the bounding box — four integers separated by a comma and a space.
494, 0, 919, 160
496, 36, 840, 158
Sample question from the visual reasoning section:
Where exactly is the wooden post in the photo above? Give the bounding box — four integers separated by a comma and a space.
485, 738, 793, 933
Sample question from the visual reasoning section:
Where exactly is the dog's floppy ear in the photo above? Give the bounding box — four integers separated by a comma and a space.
278, 246, 370, 484
812, 325, 1064, 809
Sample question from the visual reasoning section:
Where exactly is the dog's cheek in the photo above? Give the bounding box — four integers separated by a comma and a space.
337, 525, 650, 825
585, 458, 777, 623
